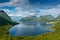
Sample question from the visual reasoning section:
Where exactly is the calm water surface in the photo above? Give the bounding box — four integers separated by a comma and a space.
9, 22, 53, 36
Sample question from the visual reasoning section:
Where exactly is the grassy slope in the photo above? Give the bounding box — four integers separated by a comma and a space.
0, 25, 25, 40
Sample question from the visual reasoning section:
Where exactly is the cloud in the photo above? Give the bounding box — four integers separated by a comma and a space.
39, 6, 60, 17
0, 0, 35, 17
1, 4, 60, 17
0, 0, 60, 17
0, 0, 16, 7
8, 14, 23, 17
0, 0, 29, 7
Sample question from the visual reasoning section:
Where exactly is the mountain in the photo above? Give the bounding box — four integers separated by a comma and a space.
20, 15, 55, 22
39, 15, 55, 22
20, 16, 37, 22
0, 10, 19, 40
0, 10, 18, 25
0, 10, 12, 21
0, 16, 12, 25
56, 15, 60, 22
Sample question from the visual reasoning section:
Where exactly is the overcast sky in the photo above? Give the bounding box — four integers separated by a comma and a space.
0, 0, 60, 17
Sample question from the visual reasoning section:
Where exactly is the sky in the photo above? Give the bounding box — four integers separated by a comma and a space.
0, 0, 60, 17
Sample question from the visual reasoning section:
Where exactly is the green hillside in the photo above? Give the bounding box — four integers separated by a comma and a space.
0, 25, 24, 40
56, 15, 60, 22
0, 16, 14, 25
0, 10, 12, 21
0, 10, 19, 25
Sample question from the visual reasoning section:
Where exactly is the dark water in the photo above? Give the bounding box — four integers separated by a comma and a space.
9, 22, 53, 36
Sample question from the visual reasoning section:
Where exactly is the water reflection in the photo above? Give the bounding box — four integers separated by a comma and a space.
9, 22, 53, 36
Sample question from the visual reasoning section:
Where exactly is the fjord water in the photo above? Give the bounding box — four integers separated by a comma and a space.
9, 22, 53, 36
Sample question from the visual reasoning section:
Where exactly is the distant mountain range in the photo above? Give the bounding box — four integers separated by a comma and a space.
20, 16, 37, 22
39, 15, 55, 22
20, 15, 56, 22
0, 10, 59, 25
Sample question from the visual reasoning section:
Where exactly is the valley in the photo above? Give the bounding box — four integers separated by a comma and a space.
0, 10, 60, 40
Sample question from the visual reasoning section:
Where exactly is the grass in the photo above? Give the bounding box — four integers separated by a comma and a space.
0, 23, 60, 40
0, 25, 25, 40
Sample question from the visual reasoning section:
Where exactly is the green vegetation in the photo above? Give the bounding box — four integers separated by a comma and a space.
0, 10, 12, 21
0, 25, 25, 40
56, 15, 60, 22
0, 16, 18, 26
0, 10, 19, 25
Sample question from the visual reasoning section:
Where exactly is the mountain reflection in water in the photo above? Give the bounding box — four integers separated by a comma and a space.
9, 22, 53, 36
